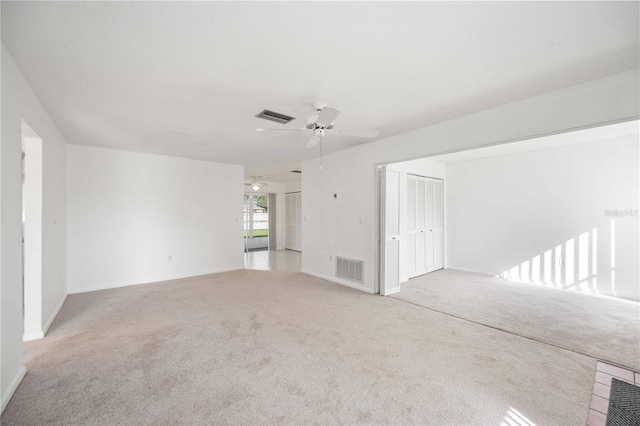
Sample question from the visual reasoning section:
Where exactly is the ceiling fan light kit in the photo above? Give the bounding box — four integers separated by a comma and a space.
256, 102, 380, 169
245, 176, 269, 191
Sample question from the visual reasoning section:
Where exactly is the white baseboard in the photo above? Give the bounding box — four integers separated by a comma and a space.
68, 266, 244, 294
446, 266, 497, 277
23, 331, 44, 342
1, 366, 26, 414
382, 288, 401, 296
43, 294, 68, 336
23, 320, 44, 341
23, 293, 68, 341
301, 269, 375, 294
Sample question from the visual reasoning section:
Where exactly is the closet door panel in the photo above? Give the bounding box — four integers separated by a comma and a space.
426, 180, 435, 230
416, 179, 426, 230
416, 232, 426, 272
407, 176, 445, 277
433, 180, 444, 269
408, 175, 427, 278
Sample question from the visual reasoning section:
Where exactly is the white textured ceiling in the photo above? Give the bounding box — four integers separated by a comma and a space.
2, 2, 638, 182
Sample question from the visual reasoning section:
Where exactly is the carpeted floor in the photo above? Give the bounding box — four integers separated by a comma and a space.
393, 269, 640, 371
3, 270, 598, 424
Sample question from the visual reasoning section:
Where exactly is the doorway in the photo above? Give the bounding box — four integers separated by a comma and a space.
244, 194, 270, 252
376, 159, 446, 295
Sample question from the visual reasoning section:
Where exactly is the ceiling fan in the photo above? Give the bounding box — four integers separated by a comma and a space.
244, 176, 269, 191
256, 102, 379, 168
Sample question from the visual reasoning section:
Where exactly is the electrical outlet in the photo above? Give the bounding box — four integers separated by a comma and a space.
558, 258, 564, 266
358, 217, 363, 225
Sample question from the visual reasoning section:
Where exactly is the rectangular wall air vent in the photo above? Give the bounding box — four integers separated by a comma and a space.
336, 257, 364, 284
255, 109, 295, 124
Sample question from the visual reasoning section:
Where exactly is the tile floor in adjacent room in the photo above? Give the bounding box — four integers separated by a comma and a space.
587, 361, 640, 426
244, 249, 301, 272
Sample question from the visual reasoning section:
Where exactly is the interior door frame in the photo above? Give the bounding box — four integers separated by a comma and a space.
374, 166, 382, 294
244, 192, 270, 253
375, 165, 446, 294
379, 165, 402, 296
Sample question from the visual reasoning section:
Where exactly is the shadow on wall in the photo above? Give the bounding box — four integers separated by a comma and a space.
498, 218, 630, 299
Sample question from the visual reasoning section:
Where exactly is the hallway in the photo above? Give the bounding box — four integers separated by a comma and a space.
244, 249, 301, 272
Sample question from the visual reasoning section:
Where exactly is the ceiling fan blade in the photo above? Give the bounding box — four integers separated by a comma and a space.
256, 128, 308, 132
329, 128, 379, 138
306, 134, 321, 148
257, 183, 269, 187
315, 107, 341, 127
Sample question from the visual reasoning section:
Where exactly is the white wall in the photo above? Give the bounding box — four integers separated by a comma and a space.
285, 180, 302, 194
1, 44, 68, 412
387, 158, 446, 283
446, 135, 639, 301
301, 69, 640, 293
22, 135, 43, 340
67, 145, 244, 293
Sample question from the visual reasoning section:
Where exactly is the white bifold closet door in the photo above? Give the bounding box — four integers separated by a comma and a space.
407, 175, 444, 279
285, 192, 302, 252
381, 167, 401, 295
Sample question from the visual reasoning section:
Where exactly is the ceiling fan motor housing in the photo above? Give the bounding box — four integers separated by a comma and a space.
305, 114, 334, 130
305, 114, 318, 129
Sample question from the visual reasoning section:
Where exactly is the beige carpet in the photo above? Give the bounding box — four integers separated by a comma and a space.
393, 269, 640, 371
3, 270, 596, 425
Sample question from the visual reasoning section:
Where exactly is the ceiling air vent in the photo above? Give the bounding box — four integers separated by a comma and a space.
255, 109, 295, 124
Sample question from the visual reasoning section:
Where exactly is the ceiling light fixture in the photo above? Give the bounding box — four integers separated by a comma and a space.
245, 177, 269, 192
